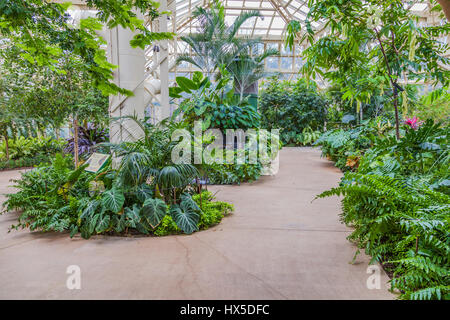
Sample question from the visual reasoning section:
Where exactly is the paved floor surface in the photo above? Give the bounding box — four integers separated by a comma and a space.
0, 148, 394, 299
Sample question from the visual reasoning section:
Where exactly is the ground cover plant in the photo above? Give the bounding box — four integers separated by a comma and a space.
314, 117, 395, 171
0, 136, 65, 170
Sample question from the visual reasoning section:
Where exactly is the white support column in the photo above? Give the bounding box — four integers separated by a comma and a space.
108, 11, 146, 144
158, 0, 170, 119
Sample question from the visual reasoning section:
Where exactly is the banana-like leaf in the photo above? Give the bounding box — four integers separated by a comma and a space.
170, 200, 200, 234
141, 198, 167, 229
102, 188, 125, 213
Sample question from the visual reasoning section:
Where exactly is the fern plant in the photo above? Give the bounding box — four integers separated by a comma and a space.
317, 173, 449, 300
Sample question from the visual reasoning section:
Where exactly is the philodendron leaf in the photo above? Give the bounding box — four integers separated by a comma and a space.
80, 199, 100, 219
89, 213, 100, 234
141, 198, 167, 229
134, 184, 153, 203
102, 188, 125, 213
125, 205, 141, 228
176, 76, 197, 92
180, 193, 200, 212
96, 214, 111, 233
112, 215, 126, 233
170, 200, 200, 235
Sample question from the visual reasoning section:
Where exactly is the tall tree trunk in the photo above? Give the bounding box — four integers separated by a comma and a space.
360, 103, 363, 123
73, 116, 79, 168
393, 85, 400, 140
4, 133, 9, 161
374, 28, 401, 140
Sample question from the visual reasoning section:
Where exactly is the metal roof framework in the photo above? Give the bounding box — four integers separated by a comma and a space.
148, 0, 442, 86
159, 0, 322, 82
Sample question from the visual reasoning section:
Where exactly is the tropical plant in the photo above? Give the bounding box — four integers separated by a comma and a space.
315, 117, 396, 170
0, 0, 173, 96
176, 0, 261, 78
259, 77, 328, 145
317, 173, 449, 300
286, 0, 450, 139
64, 123, 108, 158
227, 45, 279, 101
316, 119, 449, 300
171, 71, 261, 131
3, 121, 235, 238
0, 136, 63, 160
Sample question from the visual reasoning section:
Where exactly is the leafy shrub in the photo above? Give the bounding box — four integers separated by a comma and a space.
414, 90, 450, 124
317, 120, 449, 300
317, 174, 449, 300
170, 71, 274, 184
171, 71, 261, 131
3, 120, 235, 239
0, 154, 53, 171
259, 77, 328, 145
315, 117, 395, 170
153, 191, 234, 236
207, 161, 262, 185
0, 136, 64, 161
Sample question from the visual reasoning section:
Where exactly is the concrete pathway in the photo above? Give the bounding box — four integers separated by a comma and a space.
0, 148, 394, 299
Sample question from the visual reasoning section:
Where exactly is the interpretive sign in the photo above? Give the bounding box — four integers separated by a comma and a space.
84, 153, 110, 173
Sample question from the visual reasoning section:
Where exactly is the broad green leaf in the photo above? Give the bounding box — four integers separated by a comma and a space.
96, 214, 111, 233
176, 76, 197, 92
125, 205, 141, 228
80, 199, 100, 219
102, 188, 125, 213
141, 198, 167, 229
170, 201, 200, 235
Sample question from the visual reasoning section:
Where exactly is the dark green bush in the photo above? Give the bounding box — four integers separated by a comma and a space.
259, 77, 328, 145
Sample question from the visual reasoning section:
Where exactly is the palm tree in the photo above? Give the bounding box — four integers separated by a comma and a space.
228, 45, 279, 101
176, 0, 262, 78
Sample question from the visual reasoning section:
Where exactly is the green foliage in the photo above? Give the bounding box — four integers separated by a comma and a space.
0, 136, 64, 161
2, 121, 235, 238
171, 71, 261, 131
287, 0, 450, 138
414, 89, 450, 123
170, 71, 271, 185
207, 161, 263, 185
0, 0, 173, 95
176, 0, 262, 78
169, 198, 200, 235
315, 118, 395, 170
317, 173, 450, 300
142, 198, 167, 229
259, 77, 328, 145
317, 119, 450, 300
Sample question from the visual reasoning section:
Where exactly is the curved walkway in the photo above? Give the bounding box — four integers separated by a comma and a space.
0, 148, 393, 299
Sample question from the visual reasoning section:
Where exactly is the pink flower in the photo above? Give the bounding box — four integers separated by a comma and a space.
404, 117, 422, 130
